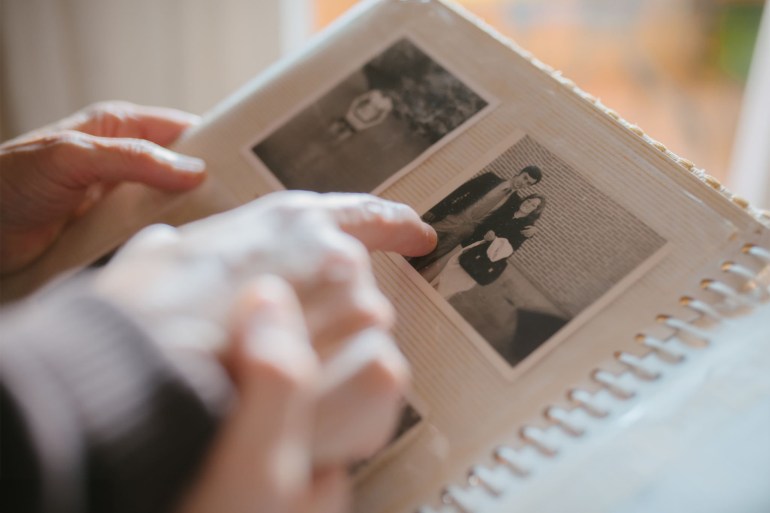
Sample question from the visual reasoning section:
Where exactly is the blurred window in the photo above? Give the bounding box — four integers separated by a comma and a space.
314, 0, 765, 182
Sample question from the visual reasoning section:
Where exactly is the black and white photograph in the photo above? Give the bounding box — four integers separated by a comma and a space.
251, 38, 490, 193
408, 134, 667, 369
389, 402, 422, 444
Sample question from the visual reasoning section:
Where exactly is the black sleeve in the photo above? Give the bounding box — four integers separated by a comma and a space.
0, 279, 232, 513
465, 193, 525, 245
424, 173, 499, 222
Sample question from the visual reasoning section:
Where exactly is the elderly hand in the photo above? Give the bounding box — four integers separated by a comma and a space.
178, 276, 408, 513
94, 191, 437, 355
0, 101, 206, 274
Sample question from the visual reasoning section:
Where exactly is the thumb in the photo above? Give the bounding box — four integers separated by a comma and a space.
35, 130, 206, 191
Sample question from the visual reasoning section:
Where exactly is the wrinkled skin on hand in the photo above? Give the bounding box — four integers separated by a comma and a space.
95, 190, 437, 355
179, 277, 410, 513
0, 101, 206, 274
94, 193, 437, 513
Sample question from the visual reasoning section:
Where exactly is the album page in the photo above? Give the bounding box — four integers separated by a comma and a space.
159, 2, 760, 512
129, 2, 766, 511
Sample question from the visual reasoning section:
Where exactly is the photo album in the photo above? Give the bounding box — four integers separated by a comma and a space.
3, 1, 768, 512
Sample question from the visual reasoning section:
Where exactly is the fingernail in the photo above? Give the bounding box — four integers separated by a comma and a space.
173, 111, 202, 126
154, 147, 206, 173
423, 222, 438, 246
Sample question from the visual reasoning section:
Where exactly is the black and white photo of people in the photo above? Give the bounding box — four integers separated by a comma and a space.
409, 135, 666, 368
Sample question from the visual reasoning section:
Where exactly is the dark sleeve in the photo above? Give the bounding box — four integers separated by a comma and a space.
504, 211, 539, 251
467, 193, 525, 245
424, 173, 500, 222
0, 279, 232, 513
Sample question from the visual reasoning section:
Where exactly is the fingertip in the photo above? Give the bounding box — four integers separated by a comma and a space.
110, 223, 181, 262
233, 272, 284, 303
150, 146, 206, 175
385, 201, 438, 256
332, 196, 438, 256
151, 148, 208, 191
417, 221, 438, 256
232, 274, 301, 341
390, 219, 438, 258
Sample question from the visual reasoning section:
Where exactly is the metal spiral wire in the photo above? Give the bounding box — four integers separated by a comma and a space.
417, 240, 769, 513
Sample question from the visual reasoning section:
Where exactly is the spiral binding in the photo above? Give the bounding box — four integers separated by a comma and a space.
417, 242, 769, 513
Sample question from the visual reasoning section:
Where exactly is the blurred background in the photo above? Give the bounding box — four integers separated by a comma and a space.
1, 0, 767, 205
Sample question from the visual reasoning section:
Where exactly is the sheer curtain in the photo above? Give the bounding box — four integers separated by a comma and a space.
729, 2, 770, 209
0, 0, 312, 139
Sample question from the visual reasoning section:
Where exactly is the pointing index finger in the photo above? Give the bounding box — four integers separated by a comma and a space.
322, 194, 437, 257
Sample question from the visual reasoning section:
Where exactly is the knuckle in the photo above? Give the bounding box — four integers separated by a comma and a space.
345, 236, 371, 262
109, 223, 182, 264
39, 130, 83, 148
121, 138, 156, 157
264, 190, 322, 213
361, 197, 412, 227
250, 350, 317, 394
365, 356, 408, 396
131, 223, 181, 248
358, 338, 409, 396
332, 195, 396, 230
376, 296, 397, 328
316, 237, 370, 280
352, 290, 395, 330
40, 130, 89, 167
135, 223, 178, 239
85, 100, 134, 121
118, 139, 161, 168
259, 191, 329, 229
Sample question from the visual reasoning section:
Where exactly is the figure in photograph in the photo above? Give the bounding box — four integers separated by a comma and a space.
361, 39, 488, 144
408, 165, 543, 280
431, 194, 546, 300
406, 134, 666, 371
253, 38, 489, 193
327, 89, 394, 142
